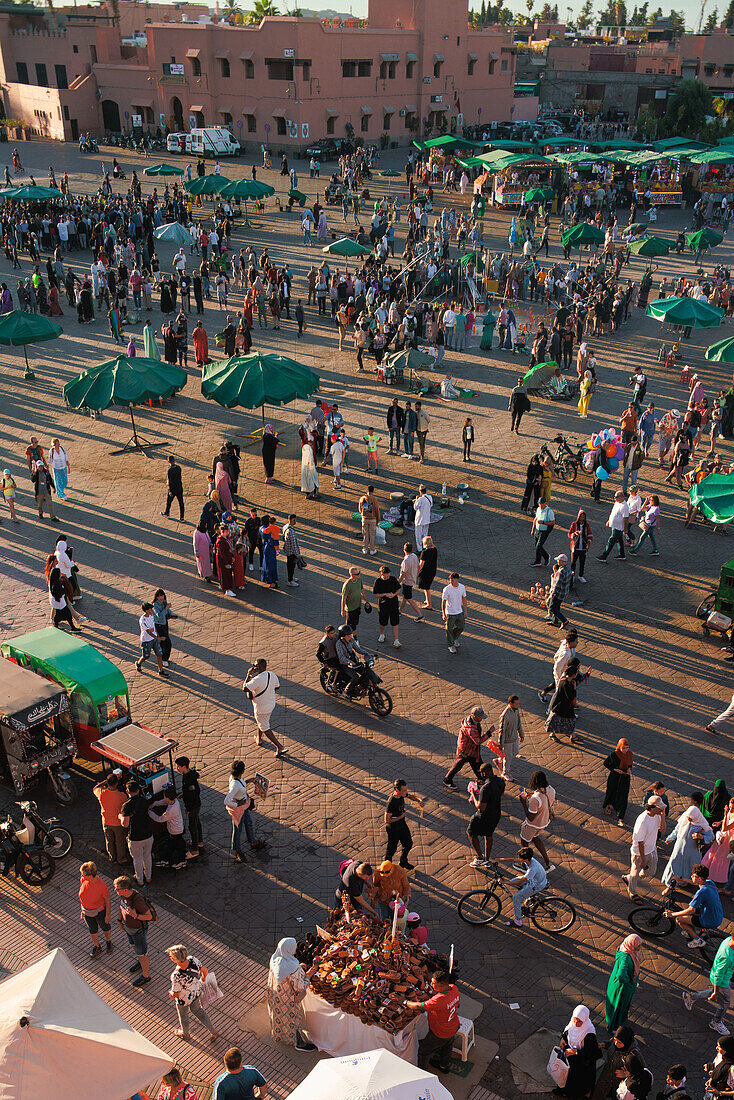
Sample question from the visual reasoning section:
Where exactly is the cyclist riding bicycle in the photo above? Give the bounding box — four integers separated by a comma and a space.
502, 845, 547, 929
334, 624, 366, 699
665, 863, 723, 949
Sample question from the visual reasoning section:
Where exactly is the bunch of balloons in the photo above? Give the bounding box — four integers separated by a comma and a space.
582, 427, 625, 480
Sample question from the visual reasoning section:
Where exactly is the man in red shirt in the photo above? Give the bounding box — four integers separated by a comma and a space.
407, 969, 461, 1073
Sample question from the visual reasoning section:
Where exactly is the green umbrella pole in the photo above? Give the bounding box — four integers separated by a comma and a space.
23, 345, 34, 381
114, 405, 167, 457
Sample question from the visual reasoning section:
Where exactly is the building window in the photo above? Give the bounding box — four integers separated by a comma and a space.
343, 59, 371, 77
383, 112, 391, 130
488, 59, 496, 74
90, 44, 97, 63
221, 112, 233, 127
380, 59, 387, 79
16, 61, 28, 83
433, 60, 443, 77
55, 64, 68, 89
358, 60, 371, 76
191, 57, 201, 77
246, 113, 256, 132
244, 59, 254, 78
72, 44, 78, 53
380, 60, 396, 79
63, 105, 70, 120
35, 63, 48, 86
343, 60, 356, 77
467, 58, 475, 75
406, 60, 415, 78
724, 66, 733, 77
405, 110, 415, 130
501, 58, 508, 71
219, 57, 230, 77
361, 114, 370, 132
302, 62, 311, 81
705, 63, 716, 75
276, 116, 287, 135
267, 59, 294, 80
326, 115, 335, 134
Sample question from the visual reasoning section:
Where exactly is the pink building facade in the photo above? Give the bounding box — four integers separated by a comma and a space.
0, 0, 516, 148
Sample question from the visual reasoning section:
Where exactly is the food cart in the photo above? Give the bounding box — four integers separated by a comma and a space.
91, 725, 179, 799
1, 629, 130, 762
0, 662, 77, 804
482, 151, 553, 207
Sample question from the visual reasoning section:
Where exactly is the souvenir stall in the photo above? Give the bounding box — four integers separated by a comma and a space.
691, 148, 734, 212
553, 150, 614, 205
481, 151, 553, 207
625, 150, 682, 206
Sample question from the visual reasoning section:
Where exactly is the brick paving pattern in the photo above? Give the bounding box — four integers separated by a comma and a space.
0, 141, 733, 1097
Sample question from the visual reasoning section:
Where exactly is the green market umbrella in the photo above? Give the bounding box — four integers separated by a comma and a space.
561, 222, 605, 248
690, 474, 734, 526
687, 227, 724, 253
322, 237, 372, 257
184, 174, 230, 197
201, 352, 320, 432
646, 296, 723, 329
218, 178, 275, 200
0, 309, 62, 379
621, 222, 646, 235
143, 163, 184, 177
1, 185, 63, 201
523, 360, 560, 390
380, 169, 400, 177
706, 336, 734, 363
628, 235, 671, 258
153, 222, 192, 245
524, 186, 554, 204
383, 348, 434, 384
64, 355, 187, 453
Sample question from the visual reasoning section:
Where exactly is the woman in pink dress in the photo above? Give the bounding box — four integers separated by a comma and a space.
214, 460, 233, 512
703, 796, 734, 884
193, 521, 213, 583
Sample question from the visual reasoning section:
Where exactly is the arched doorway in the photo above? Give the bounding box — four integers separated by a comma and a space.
101, 99, 121, 133
171, 96, 184, 131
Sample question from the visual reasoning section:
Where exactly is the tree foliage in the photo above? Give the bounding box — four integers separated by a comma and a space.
725, 0, 734, 26
577, 0, 593, 25
663, 79, 714, 137
703, 7, 718, 30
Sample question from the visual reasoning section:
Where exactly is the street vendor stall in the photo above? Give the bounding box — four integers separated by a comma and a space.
623, 149, 683, 206
1, 629, 129, 762
0, 662, 76, 804
478, 150, 553, 207
91, 724, 179, 799
299, 910, 440, 1061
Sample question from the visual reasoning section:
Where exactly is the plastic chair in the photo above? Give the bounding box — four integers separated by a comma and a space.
452, 1016, 475, 1061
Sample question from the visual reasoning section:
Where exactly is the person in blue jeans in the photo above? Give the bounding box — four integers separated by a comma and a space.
683, 929, 734, 1034
631, 495, 661, 556
664, 864, 723, 949
638, 403, 658, 456
597, 492, 629, 561
503, 846, 547, 927
403, 401, 417, 457
224, 760, 266, 863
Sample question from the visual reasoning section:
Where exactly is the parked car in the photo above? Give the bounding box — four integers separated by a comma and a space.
305, 137, 339, 160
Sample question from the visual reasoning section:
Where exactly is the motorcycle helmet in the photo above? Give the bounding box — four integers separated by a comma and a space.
337, 624, 353, 638
363, 602, 372, 614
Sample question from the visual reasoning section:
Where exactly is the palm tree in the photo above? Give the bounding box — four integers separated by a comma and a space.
223, 0, 242, 17
250, 0, 279, 16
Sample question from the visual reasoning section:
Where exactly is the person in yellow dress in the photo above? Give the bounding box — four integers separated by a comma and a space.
578, 370, 593, 418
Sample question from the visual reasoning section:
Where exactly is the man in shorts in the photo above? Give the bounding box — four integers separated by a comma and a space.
114, 875, 154, 987
136, 603, 168, 678
373, 564, 402, 648
467, 762, 505, 868
399, 542, 424, 620
243, 658, 284, 756
519, 770, 556, 872
665, 863, 723, 948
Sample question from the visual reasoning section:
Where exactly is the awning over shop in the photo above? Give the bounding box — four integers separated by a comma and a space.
215, 50, 230, 59
380, 52, 400, 61
406, 51, 418, 61
186, 48, 200, 58
189, 104, 204, 113
239, 50, 254, 60
404, 103, 417, 112
433, 52, 445, 61
361, 105, 373, 114
468, 52, 478, 60
272, 108, 287, 117
383, 105, 396, 114
326, 107, 339, 116
132, 99, 154, 109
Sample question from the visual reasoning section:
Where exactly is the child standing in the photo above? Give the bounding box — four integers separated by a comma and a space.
2, 469, 18, 522
363, 427, 382, 472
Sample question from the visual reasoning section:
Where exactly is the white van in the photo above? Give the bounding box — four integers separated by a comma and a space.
166, 132, 191, 154
190, 127, 240, 157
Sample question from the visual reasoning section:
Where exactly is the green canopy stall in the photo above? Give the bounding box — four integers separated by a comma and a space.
0, 310, 62, 379
690, 474, 734, 527
201, 351, 320, 439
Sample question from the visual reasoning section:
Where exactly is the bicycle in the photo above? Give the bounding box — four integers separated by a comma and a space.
628, 883, 727, 965
540, 435, 585, 483
457, 861, 577, 934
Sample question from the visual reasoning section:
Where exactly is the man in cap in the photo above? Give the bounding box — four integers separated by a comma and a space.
623, 796, 665, 901
32, 459, 57, 522
372, 858, 411, 919
443, 706, 495, 790
545, 554, 572, 628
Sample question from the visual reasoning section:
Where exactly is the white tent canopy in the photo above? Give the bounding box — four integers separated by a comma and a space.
286, 1048, 455, 1100
0, 948, 173, 1100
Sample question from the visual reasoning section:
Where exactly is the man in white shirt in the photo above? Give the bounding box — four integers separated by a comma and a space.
597, 491, 629, 561
243, 658, 284, 756
442, 306, 457, 349
413, 485, 433, 547
624, 796, 665, 899
531, 501, 555, 565
173, 248, 186, 275
149, 787, 187, 868
135, 602, 167, 678
442, 572, 468, 654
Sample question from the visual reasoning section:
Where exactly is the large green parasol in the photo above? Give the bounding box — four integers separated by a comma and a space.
706, 336, 734, 363
64, 355, 187, 453
218, 178, 275, 200
322, 237, 372, 257
690, 474, 734, 526
628, 235, 670, 258
523, 186, 554, 204
646, 296, 723, 329
201, 352, 320, 432
561, 222, 605, 248
143, 163, 184, 177
153, 222, 192, 245
0, 309, 62, 379
0, 185, 64, 201
184, 174, 230, 196
687, 227, 724, 252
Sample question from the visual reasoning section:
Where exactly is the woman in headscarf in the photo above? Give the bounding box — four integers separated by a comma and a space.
160, 276, 173, 315
577, 370, 593, 419
703, 779, 731, 826
143, 318, 159, 360
78, 279, 94, 323
260, 515, 280, 588
605, 935, 641, 1032
300, 438, 319, 499
199, 490, 222, 541
590, 1025, 634, 1100
546, 659, 588, 745
602, 739, 633, 826
556, 1005, 600, 1099
162, 320, 178, 366
215, 524, 235, 596
617, 1052, 652, 1099
704, 1035, 734, 1099
267, 939, 317, 1051
568, 509, 592, 585
214, 460, 233, 514
704, 795, 734, 885
48, 281, 63, 316
662, 791, 714, 887
192, 319, 209, 368
193, 519, 214, 584
262, 425, 279, 484
521, 454, 543, 514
